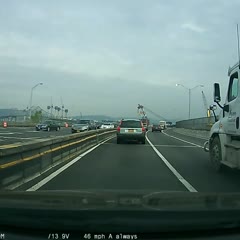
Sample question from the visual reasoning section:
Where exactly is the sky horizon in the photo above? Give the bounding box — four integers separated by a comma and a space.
1, 0, 240, 120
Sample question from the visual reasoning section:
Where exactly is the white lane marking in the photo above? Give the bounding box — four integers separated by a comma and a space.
26, 135, 115, 191
146, 134, 197, 192
162, 131, 206, 149
26, 131, 41, 133
0, 136, 41, 140
103, 142, 197, 148
0, 132, 23, 135
171, 129, 208, 140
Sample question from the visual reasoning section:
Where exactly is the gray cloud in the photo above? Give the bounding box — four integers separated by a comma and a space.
1, 0, 240, 120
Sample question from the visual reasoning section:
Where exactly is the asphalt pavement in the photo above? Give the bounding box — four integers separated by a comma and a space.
23, 128, 240, 193
0, 127, 72, 148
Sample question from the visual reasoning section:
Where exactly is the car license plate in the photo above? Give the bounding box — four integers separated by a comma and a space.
128, 129, 134, 133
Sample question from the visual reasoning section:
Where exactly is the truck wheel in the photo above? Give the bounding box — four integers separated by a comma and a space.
210, 137, 223, 172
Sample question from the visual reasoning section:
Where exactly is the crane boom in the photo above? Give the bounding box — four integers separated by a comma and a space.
137, 104, 169, 122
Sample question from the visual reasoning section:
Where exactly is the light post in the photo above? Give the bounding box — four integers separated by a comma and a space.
176, 84, 204, 119
29, 83, 43, 119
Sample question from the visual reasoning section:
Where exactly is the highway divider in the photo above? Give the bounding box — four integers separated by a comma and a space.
0, 129, 116, 189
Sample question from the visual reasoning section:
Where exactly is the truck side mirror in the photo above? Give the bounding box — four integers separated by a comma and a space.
213, 83, 221, 102
223, 104, 229, 112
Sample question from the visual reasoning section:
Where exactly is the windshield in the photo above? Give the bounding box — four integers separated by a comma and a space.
2, 1, 240, 236
120, 120, 142, 128
77, 120, 90, 124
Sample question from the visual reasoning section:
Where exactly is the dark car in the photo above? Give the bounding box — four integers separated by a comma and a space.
41, 120, 61, 132
152, 124, 162, 132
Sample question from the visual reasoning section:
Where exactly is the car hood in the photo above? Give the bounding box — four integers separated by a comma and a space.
1, 190, 240, 211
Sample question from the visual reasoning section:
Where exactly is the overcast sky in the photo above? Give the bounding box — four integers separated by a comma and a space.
0, 0, 240, 120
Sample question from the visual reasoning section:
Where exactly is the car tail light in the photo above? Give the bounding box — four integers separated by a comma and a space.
117, 126, 120, 132
142, 127, 145, 132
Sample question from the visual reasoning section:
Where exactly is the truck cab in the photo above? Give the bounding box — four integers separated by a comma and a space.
208, 62, 240, 171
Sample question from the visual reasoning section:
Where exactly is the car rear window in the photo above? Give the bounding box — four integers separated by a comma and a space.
120, 121, 142, 128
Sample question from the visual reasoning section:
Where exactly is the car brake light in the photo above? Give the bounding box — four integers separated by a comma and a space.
117, 126, 120, 132
142, 127, 145, 132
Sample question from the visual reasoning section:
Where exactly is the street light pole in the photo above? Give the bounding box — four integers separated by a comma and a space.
29, 83, 43, 119
176, 84, 204, 119
188, 89, 191, 119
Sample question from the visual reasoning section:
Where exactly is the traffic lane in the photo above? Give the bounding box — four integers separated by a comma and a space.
38, 136, 187, 191
147, 131, 240, 192
163, 128, 208, 148
0, 127, 72, 146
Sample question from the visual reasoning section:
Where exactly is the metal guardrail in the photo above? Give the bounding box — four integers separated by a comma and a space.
176, 117, 216, 131
0, 129, 116, 189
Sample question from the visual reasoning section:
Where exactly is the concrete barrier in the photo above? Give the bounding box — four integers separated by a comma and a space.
0, 129, 116, 189
176, 116, 216, 130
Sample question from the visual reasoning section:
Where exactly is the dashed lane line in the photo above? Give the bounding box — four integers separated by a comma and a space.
146, 134, 198, 192
162, 131, 206, 149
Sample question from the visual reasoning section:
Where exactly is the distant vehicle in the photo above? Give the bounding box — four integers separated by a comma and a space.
78, 120, 96, 130
117, 119, 146, 144
71, 121, 89, 133
100, 122, 115, 129
159, 121, 167, 130
41, 120, 61, 132
166, 121, 173, 127
94, 121, 102, 129
152, 123, 162, 132
35, 123, 45, 131
140, 117, 150, 131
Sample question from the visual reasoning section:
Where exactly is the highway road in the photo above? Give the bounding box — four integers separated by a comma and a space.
0, 127, 73, 148
19, 128, 240, 193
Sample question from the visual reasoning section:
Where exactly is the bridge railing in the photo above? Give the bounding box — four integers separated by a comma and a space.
176, 116, 216, 131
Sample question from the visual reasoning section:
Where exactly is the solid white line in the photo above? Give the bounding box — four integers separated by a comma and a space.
146, 135, 197, 192
162, 131, 206, 149
172, 129, 208, 140
103, 142, 197, 148
26, 135, 115, 191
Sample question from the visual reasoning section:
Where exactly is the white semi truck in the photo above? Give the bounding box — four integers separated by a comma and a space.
204, 61, 240, 171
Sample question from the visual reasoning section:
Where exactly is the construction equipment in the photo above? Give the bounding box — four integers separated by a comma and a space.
137, 104, 171, 130
137, 104, 149, 130
201, 91, 211, 117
